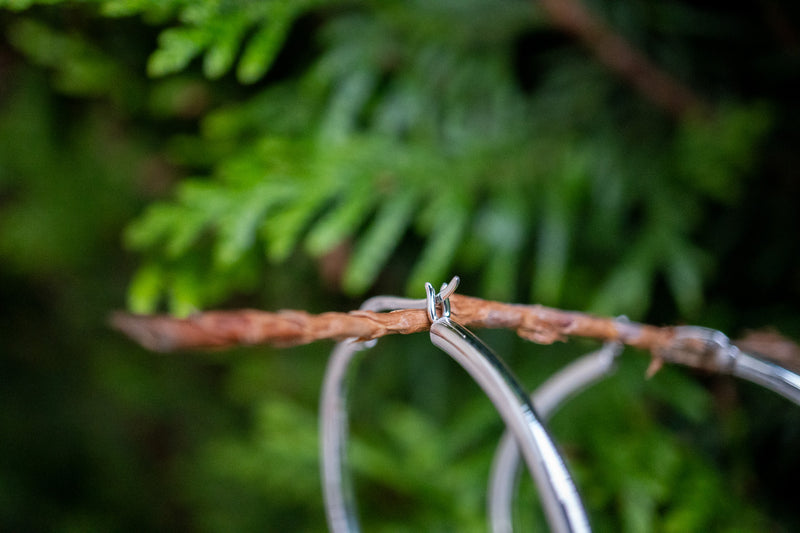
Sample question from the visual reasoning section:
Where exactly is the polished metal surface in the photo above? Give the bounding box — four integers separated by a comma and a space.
488, 343, 621, 533
319, 295, 426, 533
429, 317, 590, 533
668, 326, 800, 406
320, 278, 591, 532
732, 352, 800, 406
424, 278, 589, 533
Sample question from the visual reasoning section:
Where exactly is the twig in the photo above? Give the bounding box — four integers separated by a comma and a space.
110, 294, 800, 374
110, 295, 663, 352
537, 0, 707, 118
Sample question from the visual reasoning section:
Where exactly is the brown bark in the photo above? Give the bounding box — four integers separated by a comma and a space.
111, 294, 800, 374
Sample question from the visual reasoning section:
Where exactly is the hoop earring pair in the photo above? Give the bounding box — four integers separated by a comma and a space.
319, 278, 800, 533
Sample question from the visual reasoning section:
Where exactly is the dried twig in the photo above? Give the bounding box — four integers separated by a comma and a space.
111, 294, 800, 374
110, 295, 661, 352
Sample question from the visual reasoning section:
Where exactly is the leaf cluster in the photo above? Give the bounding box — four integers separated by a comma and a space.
5, 0, 767, 318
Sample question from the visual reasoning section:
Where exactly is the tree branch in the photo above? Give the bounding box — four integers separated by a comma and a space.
110, 294, 800, 374
537, 0, 707, 118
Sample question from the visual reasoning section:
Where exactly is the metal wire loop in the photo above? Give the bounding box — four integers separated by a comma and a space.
425, 276, 459, 322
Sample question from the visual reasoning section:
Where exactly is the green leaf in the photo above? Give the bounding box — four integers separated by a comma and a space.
165, 208, 212, 258
343, 188, 418, 294
215, 184, 288, 267
0, 0, 38, 10
7, 19, 125, 97
620, 480, 657, 533
261, 187, 330, 261
304, 182, 375, 256
203, 16, 248, 79
663, 238, 707, 317
168, 269, 202, 317
405, 197, 470, 296
474, 197, 527, 300
482, 249, 518, 302
675, 103, 772, 203
317, 69, 378, 143
100, 0, 176, 19
236, 12, 292, 84
163, 181, 232, 256
148, 27, 209, 77
532, 202, 571, 305
124, 203, 179, 250
590, 236, 656, 318
127, 262, 163, 313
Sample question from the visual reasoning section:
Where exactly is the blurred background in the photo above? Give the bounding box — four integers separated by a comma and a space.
1, 0, 799, 531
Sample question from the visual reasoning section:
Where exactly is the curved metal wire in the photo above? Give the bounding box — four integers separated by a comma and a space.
319, 295, 427, 533
429, 317, 590, 533
732, 353, 800, 405
667, 326, 800, 406
488, 342, 622, 533
320, 279, 590, 532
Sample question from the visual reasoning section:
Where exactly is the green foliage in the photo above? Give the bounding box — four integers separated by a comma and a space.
7, 18, 130, 98
0, 69, 143, 274
3, 1, 800, 532
547, 360, 771, 532
10, 0, 763, 317
141, 0, 329, 83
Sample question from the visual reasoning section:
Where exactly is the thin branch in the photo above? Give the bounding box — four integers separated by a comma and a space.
537, 0, 707, 118
110, 294, 800, 373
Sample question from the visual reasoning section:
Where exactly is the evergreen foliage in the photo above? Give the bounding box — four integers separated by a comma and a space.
118, 0, 772, 317
2, 0, 799, 531
3, 0, 773, 317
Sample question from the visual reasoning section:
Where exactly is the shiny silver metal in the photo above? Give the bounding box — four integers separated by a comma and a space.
320, 278, 590, 532
667, 326, 800, 406
427, 276, 459, 321
319, 295, 427, 533
426, 280, 590, 533
488, 342, 623, 533
733, 353, 800, 405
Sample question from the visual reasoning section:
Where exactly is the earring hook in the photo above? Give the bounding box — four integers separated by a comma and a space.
424, 276, 460, 322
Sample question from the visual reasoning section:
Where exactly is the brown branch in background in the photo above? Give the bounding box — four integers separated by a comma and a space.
537, 0, 707, 118
110, 294, 800, 373
735, 329, 800, 373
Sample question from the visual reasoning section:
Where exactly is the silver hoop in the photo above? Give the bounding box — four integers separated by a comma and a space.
319, 278, 590, 532
662, 326, 800, 406
426, 280, 590, 533
488, 341, 623, 533
319, 295, 428, 533
319, 281, 800, 532
488, 324, 800, 532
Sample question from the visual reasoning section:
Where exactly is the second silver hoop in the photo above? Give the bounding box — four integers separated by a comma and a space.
488, 341, 623, 533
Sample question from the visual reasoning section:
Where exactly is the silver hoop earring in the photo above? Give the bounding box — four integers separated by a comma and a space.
488, 325, 800, 533
319, 280, 800, 533
488, 341, 623, 533
426, 279, 590, 533
664, 326, 800, 406
319, 294, 428, 533
319, 277, 591, 533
